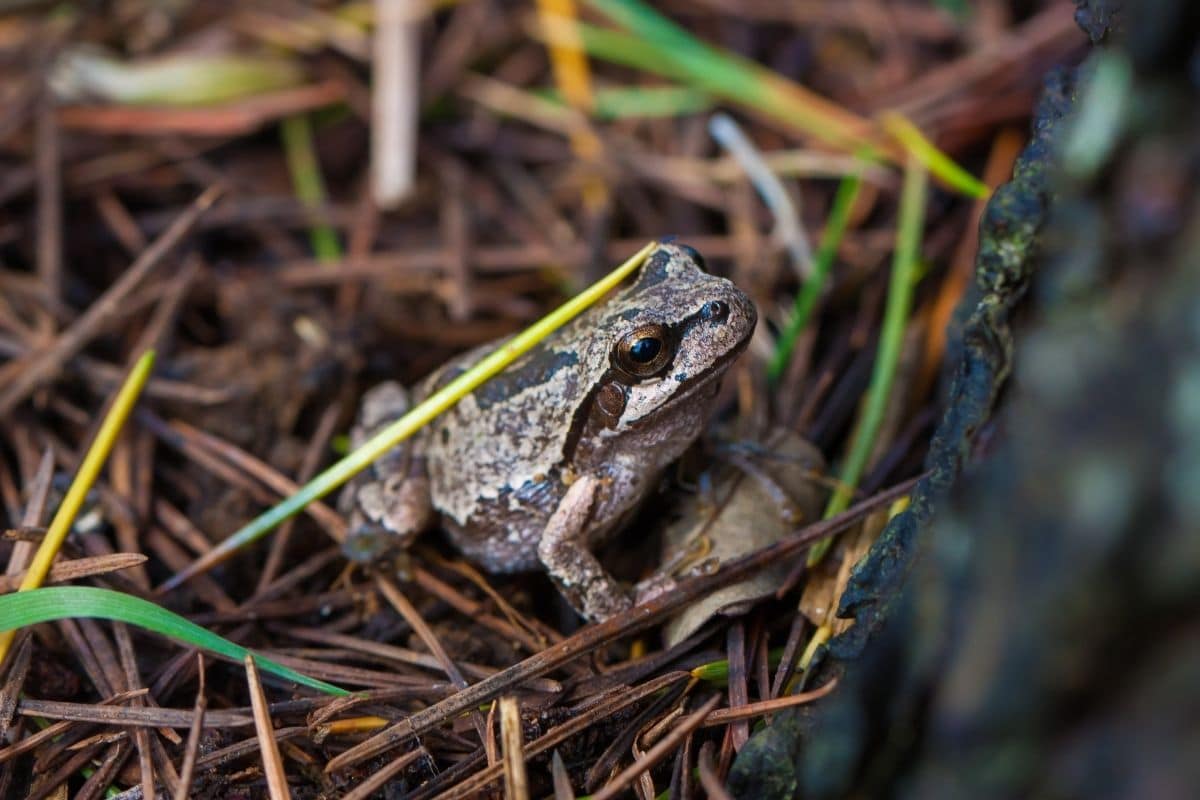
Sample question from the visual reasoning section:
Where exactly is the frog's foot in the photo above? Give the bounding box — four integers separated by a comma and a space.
342, 521, 414, 581
538, 475, 633, 623
343, 519, 396, 563
633, 572, 678, 607
342, 473, 432, 563
720, 433, 827, 526
340, 381, 434, 563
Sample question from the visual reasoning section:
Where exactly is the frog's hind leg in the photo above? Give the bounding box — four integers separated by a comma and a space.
537, 475, 633, 622
339, 381, 435, 563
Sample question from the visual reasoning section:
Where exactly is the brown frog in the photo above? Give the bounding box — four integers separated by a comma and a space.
340, 242, 757, 621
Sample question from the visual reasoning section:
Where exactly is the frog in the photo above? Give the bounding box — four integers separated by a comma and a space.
339, 242, 757, 621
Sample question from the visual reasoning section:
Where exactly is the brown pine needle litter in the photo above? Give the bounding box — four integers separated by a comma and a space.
245, 655, 292, 800
0, 2, 1080, 797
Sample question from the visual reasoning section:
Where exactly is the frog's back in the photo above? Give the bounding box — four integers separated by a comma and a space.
416, 333, 607, 570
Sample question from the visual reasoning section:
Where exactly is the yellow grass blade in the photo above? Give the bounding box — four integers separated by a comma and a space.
0, 350, 156, 665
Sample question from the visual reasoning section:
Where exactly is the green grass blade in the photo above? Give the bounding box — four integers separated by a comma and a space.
581, 0, 876, 154
0, 587, 349, 696
808, 156, 927, 565
53, 51, 305, 106
691, 647, 785, 683
537, 85, 714, 119
281, 114, 342, 261
551, 18, 694, 82
0, 350, 156, 667
577, 0, 987, 198
768, 171, 864, 383
881, 112, 990, 199
583, 0, 708, 51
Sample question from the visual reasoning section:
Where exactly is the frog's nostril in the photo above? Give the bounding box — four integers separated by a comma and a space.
699, 300, 729, 322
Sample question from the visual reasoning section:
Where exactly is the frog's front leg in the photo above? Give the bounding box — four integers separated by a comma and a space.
339, 382, 435, 563
537, 475, 633, 622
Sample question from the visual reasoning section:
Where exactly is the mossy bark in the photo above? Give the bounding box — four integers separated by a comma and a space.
733, 2, 1200, 796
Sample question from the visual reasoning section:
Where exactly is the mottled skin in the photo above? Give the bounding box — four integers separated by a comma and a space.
340, 243, 757, 620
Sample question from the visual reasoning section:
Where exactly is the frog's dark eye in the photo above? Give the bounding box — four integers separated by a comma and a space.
614, 323, 672, 378
629, 337, 661, 362
699, 300, 729, 322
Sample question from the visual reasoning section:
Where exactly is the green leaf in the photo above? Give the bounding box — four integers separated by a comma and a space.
809, 155, 928, 565
52, 50, 305, 106
0, 586, 349, 696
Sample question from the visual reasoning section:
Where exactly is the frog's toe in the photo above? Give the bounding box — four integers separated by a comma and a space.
582, 580, 633, 622
633, 573, 677, 607
343, 518, 397, 563
378, 474, 434, 542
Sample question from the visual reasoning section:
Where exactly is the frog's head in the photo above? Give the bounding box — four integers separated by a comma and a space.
586, 242, 757, 434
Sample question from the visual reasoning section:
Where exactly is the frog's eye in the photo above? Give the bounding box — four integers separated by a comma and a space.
614, 323, 672, 378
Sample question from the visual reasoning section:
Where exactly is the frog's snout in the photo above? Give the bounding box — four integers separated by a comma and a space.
718, 282, 758, 345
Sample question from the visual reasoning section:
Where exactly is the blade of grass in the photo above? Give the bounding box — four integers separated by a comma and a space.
536, 85, 713, 120
807, 155, 927, 566
767, 171, 864, 382
158, 241, 658, 592
52, 50, 305, 106
562, 1, 985, 197
690, 648, 786, 684
880, 112, 990, 199
578, 0, 877, 154
535, 0, 607, 212
536, 0, 595, 114
534, 14, 690, 89
0, 351, 155, 666
0, 587, 347, 696
281, 114, 342, 261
